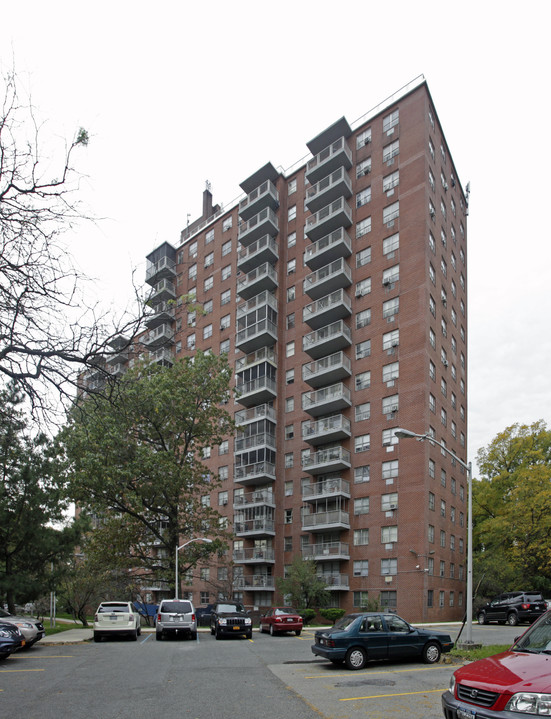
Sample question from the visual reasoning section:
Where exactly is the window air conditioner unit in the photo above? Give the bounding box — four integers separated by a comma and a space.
389, 503, 398, 510
364, 138, 371, 146
390, 405, 399, 413
383, 278, 391, 286
356, 289, 363, 297
443, 360, 449, 367
392, 340, 399, 347
430, 210, 436, 219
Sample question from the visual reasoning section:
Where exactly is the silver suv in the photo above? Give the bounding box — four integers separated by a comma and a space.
156, 599, 197, 640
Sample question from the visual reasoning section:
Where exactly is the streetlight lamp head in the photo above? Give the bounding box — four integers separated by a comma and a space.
395, 428, 417, 439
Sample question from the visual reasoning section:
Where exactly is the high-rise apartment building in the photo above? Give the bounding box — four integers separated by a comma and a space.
141, 79, 468, 622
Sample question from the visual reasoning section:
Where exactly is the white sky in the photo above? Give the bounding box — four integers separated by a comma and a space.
2, 0, 550, 474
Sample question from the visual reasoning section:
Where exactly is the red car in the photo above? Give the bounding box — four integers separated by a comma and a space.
259, 607, 303, 636
442, 610, 551, 718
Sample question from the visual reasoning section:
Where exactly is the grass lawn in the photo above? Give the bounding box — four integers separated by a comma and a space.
451, 644, 510, 661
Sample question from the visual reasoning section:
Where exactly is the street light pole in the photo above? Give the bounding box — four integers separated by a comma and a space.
175, 537, 213, 600
395, 428, 474, 646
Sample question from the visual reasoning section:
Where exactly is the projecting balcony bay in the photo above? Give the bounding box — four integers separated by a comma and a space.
235, 318, 277, 354
302, 446, 352, 475
235, 346, 277, 372
302, 542, 350, 561
302, 351, 352, 388
233, 518, 276, 537
234, 403, 276, 426
145, 303, 175, 330
143, 323, 174, 348
301, 414, 351, 446
302, 381, 352, 416
302, 319, 352, 359
305, 166, 352, 214
237, 234, 279, 273
233, 461, 276, 485
302, 508, 350, 532
319, 573, 349, 590
233, 547, 276, 564
238, 179, 279, 222
303, 256, 352, 300
305, 196, 352, 242
238, 206, 279, 246
236, 290, 278, 319
147, 347, 174, 367
302, 477, 350, 500
233, 488, 275, 508
234, 431, 276, 454
235, 375, 277, 407
306, 136, 353, 185
234, 575, 275, 591
304, 227, 352, 271
237, 262, 278, 300
145, 255, 176, 286
302, 288, 351, 330
148, 278, 176, 304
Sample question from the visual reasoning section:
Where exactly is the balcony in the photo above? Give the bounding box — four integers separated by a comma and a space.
305, 166, 352, 214
145, 255, 176, 286
301, 415, 351, 446
235, 375, 277, 407
302, 289, 351, 330
302, 508, 350, 532
302, 351, 352, 389
236, 318, 277, 354
235, 346, 277, 373
305, 197, 352, 242
302, 477, 351, 501
306, 136, 353, 185
319, 573, 349, 590
238, 180, 279, 221
302, 542, 349, 561
109, 362, 127, 377
234, 574, 275, 591
238, 207, 279, 247
303, 320, 351, 360
235, 403, 276, 427
234, 460, 276, 486
233, 547, 275, 564
304, 227, 352, 271
235, 431, 276, 454
302, 446, 351, 475
237, 234, 279, 273
303, 257, 352, 300
237, 262, 278, 300
302, 382, 352, 416
236, 290, 277, 321
233, 489, 275, 508
145, 302, 175, 330
234, 518, 276, 537
147, 347, 174, 367
148, 278, 176, 304
143, 323, 175, 348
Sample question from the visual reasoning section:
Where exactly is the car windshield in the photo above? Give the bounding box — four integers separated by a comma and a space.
332, 614, 360, 632
513, 613, 551, 653
217, 604, 244, 613
99, 604, 130, 613
161, 602, 192, 613
275, 608, 295, 615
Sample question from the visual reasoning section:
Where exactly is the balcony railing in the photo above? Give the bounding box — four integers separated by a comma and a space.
236, 289, 278, 320
235, 346, 277, 372
302, 542, 349, 561
235, 375, 277, 407
302, 351, 352, 388
233, 489, 275, 507
304, 226, 352, 271
238, 206, 279, 246
302, 477, 351, 500
234, 518, 276, 536
318, 573, 349, 590
234, 574, 275, 590
237, 262, 278, 300
145, 255, 176, 286
234, 461, 276, 485
302, 319, 351, 359
237, 234, 278, 273
305, 197, 352, 242
235, 318, 277, 354
238, 180, 279, 221
235, 431, 276, 453
234, 403, 277, 426
302, 509, 350, 531
233, 547, 275, 563
305, 166, 352, 214
143, 323, 175, 348
302, 446, 352, 475
303, 257, 352, 300
302, 288, 351, 330
301, 414, 351, 446
302, 381, 351, 416
306, 136, 352, 185
148, 278, 176, 303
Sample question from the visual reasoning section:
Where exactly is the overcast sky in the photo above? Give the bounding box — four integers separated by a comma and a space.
2, 0, 550, 473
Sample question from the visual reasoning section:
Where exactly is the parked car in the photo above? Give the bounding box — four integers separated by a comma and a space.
443, 610, 551, 718
195, 603, 216, 627
210, 602, 252, 639
156, 599, 197, 640
0, 608, 44, 648
259, 607, 303, 636
0, 622, 25, 660
477, 591, 546, 626
93, 601, 141, 642
312, 612, 454, 670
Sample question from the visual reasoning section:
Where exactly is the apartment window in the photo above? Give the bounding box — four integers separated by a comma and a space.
220, 339, 230, 354
382, 395, 399, 415
221, 264, 231, 281
220, 314, 230, 330
187, 241, 197, 259
286, 313, 295, 330
284, 536, 292, 552
288, 205, 296, 222
382, 265, 399, 286
383, 170, 399, 193
356, 128, 372, 148
355, 433, 371, 453
440, 560, 445, 578
204, 275, 214, 292
284, 424, 294, 440
382, 361, 399, 383
428, 492, 435, 511
383, 201, 399, 225
285, 369, 294, 385
287, 258, 296, 275
429, 458, 435, 479
429, 295, 436, 317
354, 465, 370, 483
382, 460, 398, 480
187, 311, 196, 327
356, 247, 371, 267
429, 232, 436, 253
356, 217, 371, 238
203, 324, 213, 340
355, 340, 371, 360
287, 231, 296, 247
450, 534, 456, 551
428, 138, 435, 161
286, 341, 295, 357
382, 493, 398, 511
427, 590, 434, 608
428, 170, 435, 192
440, 499, 446, 517
428, 524, 435, 543
429, 264, 436, 285
203, 299, 213, 314
355, 370, 371, 390
382, 297, 399, 318
383, 232, 399, 256
218, 491, 228, 506
287, 285, 295, 302
354, 529, 369, 546
381, 558, 397, 575
354, 560, 369, 577
219, 440, 229, 455
188, 263, 197, 280
205, 229, 214, 244
221, 289, 231, 305
429, 393, 436, 413
439, 591, 445, 609
441, 318, 447, 338
354, 497, 370, 515
222, 239, 232, 256
222, 216, 232, 232
356, 158, 371, 178
383, 108, 399, 133
383, 139, 399, 164
382, 428, 399, 446
288, 178, 297, 195
440, 530, 446, 548
382, 329, 399, 351
355, 402, 370, 422
355, 277, 371, 297
356, 187, 371, 208
202, 446, 211, 459
219, 466, 228, 481
187, 333, 196, 350
429, 328, 436, 349
284, 509, 293, 524
284, 452, 294, 468
356, 308, 371, 329
200, 568, 210, 581
205, 251, 214, 267
285, 397, 294, 412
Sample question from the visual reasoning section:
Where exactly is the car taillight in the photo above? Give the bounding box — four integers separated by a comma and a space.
326, 639, 335, 647
192, 614, 196, 621
157, 614, 161, 621
94, 614, 98, 622
275, 617, 282, 623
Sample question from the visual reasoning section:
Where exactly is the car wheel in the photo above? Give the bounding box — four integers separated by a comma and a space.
156, 631, 162, 641
270, 624, 275, 636
191, 631, 197, 641
0, 652, 9, 660
477, 612, 487, 625
93, 632, 101, 643
295, 630, 301, 636
259, 623, 265, 634
215, 628, 222, 640
130, 630, 138, 641
507, 613, 519, 626
422, 641, 441, 664
345, 646, 367, 670
137, 625, 142, 636
246, 631, 252, 639
210, 625, 215, 636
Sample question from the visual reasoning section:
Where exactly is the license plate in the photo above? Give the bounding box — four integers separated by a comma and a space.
109, 615, 118, 621
286, 618, 293, 622
457, 707, 476, 719
233, 625, 240, 630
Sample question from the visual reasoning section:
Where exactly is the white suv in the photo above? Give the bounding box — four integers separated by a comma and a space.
93, 601, 141, 642
156, 599, 197, 640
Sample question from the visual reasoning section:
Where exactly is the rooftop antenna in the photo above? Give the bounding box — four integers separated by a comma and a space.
205, 179, 212, 192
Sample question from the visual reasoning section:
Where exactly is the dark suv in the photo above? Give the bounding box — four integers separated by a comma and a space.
477, 591, 546, 626
210, 602, 252, 639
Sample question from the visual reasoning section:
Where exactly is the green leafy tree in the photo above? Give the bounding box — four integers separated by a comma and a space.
60, 352, 235, 593
276, 556, 330, 612
473, 420, 551, 595
0, 384, 85, 611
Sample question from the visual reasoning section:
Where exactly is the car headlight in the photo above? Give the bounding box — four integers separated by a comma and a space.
0, 628, 11, 637
449, 675, 456, 695
244, 618, 252, 625
15, 622, 33, 629
506, 693, 551, 715
218, 618, 227, 625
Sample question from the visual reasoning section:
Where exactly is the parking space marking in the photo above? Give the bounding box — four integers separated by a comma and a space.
13, 655, 74, 659
0, 668, 45, 673
340, 688, 446, 701
305, 665, 452, 679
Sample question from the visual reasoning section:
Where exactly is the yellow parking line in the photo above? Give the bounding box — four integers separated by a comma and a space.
14, 655, 74, 659
0, 669, 45, 673
305, 666, 451, 679
341, 688, 446, 701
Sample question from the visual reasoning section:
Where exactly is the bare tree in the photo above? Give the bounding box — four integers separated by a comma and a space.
0, 70, 147, 419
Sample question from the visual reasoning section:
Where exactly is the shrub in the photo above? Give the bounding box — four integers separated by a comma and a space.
300, 608, 316, 625
319, 607, 346, 624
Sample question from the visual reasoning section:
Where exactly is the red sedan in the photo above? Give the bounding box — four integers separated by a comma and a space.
259, 607, 303, 636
